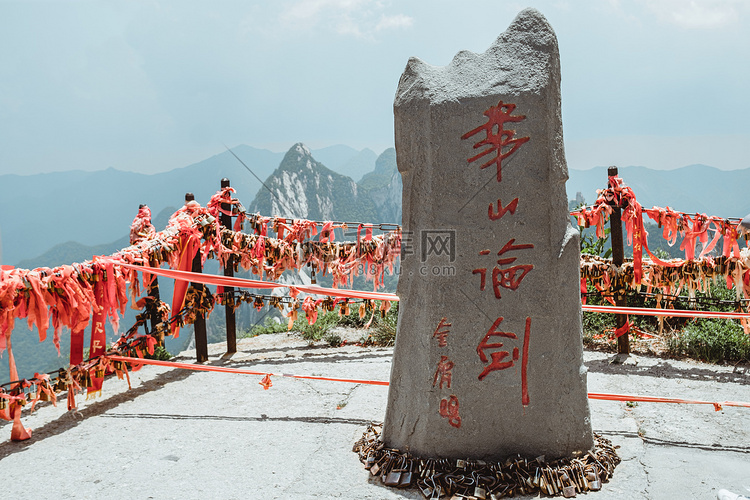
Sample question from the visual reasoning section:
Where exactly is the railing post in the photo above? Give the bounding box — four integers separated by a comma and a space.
607, 167, 630, 355
221, 178, 237, 355
186, 192, 209, 363
140, 203, 163, 347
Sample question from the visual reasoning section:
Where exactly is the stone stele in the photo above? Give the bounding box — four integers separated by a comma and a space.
382, 8, 593, 460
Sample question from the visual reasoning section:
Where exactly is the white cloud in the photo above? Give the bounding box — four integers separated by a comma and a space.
279, 0, 411, 38
639, 0, 746, 29
281, 0, 367, 23
335, 13, 365, 37
375, 13, 413, 31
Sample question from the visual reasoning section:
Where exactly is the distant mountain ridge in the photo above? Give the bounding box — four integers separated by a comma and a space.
358, 148, 402, 223
15, 206, 177, 270
0, 144, 377, 266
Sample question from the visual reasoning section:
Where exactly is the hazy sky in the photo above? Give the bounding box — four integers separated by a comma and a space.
1, 0, 748, 175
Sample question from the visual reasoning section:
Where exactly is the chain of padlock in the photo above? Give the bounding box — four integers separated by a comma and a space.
0, 297, 178, 408
353, 423, 620, 499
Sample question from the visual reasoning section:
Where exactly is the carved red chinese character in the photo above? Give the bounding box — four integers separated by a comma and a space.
491, 265, 533, 297
477, 317, 517, 381
495, 238, 533, 265
473, 239, 534, 299
476, 317, 531, 407
432, 317, 451, 347
488, 198, 519, 221
461, 101, 530, 182
439, 395, 462, 428
433, 355, 454, 389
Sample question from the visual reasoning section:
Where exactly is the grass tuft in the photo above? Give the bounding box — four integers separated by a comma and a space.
666, 318, 750, 364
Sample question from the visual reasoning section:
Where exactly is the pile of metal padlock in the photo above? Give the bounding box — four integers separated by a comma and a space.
353, 424, 620, 499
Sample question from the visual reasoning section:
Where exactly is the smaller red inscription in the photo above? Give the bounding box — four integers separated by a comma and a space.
439, 395, 462, 428
432, 317, 451, 347
433, 355, 454, 389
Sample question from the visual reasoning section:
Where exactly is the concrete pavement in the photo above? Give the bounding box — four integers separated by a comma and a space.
1, 332, 748, 499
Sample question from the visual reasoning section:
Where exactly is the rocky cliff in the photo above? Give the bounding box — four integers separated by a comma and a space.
250, 143, 401, 224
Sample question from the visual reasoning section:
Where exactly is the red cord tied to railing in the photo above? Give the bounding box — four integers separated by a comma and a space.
571, 176, 746, 285
586, 392, 750, 411
110, 261, 400, 302
613, 319, 630, 338
582, 304, 750, 319
104, 355, 749, 412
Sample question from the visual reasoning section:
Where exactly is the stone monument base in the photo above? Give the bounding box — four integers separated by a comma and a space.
354, 423, 620, 498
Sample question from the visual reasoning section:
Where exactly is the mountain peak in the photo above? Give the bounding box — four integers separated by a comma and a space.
290, 142, 312, 158
279, 143, 323, 175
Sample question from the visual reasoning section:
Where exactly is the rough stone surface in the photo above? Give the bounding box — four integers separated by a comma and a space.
382, 8, 593, 459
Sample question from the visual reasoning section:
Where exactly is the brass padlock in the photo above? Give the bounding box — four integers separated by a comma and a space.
419, 484, 433, 498
370, 462, 381, 476
398, 461, 413, 488
383, 468, 402, 487
383, 456, 405, 487
562, 484, 577, 498
474, 486, 487, 499
0, 397, 6, 410
420, 459, 433, 480
371, 454, 388, 477
28, 385, 37, 400
95, 367, 105, 378
589, 480, 602, 491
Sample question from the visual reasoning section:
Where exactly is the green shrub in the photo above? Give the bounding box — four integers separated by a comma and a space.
580, 226, 612, 259
297, 311, 340, 343
335, 310, 370, 329
247, 317, 288, 337
324, 332, 343, 347
359, 302, 398, 347
582, 310, 616, 342
666, 318, 750, 363
244, 301, 399, 347
146, 345, 173, 361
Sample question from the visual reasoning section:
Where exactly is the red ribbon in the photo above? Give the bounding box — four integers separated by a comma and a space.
111, 261, 399, 302
613, 319, 630, 338
170, 233, 202, 338
88, 279, 107, 395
